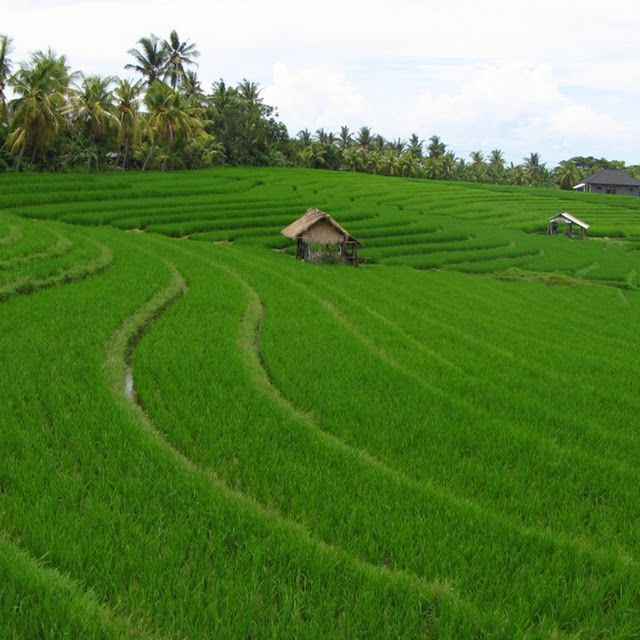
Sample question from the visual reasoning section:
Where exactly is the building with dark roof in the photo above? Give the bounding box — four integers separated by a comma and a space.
574, 169, 640, 196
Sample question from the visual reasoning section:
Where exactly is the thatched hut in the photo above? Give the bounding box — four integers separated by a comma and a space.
281, 208, 363, 265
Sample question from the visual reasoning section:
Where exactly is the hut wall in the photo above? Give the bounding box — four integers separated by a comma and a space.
301, 220, 346, 245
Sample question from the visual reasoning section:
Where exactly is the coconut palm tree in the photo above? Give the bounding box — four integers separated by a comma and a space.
381, 150, 402, 176
508, 163, 528, 186
315, 128, 331, 144
0, 35, 13, 125
355, 126, 373, 151
114, 78, 142, 168
523, 151, 549, 186
237, 79, 262, 106
389, 138, 406, 154
468, 150, 487, 182
181, 69, 205, 106
556, 160, 580, 190
144, 80, 206, 169
427, 134, 446, 158
338, 125, 353, 150
8, 48, 74, 169
162, 30, 200, 90
372, 134, 386, 152
399, 152, 419, 177
125, 36, 167, 87
407, 133, 423, 158
343, 146, 366, 172
296, 129, 312, 148
487, 148, 506, 183
62, 75, 116, 168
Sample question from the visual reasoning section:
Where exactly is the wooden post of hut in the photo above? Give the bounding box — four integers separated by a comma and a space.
281, 208, 364, 266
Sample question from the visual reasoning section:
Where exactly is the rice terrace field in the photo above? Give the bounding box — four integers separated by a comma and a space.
3, 166, 640, 639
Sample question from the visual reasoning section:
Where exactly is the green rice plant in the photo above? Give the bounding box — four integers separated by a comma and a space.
4, 168, 640, 638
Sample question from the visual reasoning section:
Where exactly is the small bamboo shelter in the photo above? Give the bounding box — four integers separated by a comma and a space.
281, 208, 363, 265
547, 212, 590, 239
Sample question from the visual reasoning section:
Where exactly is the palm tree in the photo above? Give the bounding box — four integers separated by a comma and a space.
468, 150, 487, 182
556, 160, 580, 190
0, 35, 13, 125
407, 133, 423, 158
427, 135, 446, 158
338, 125, 353, 150
315, 128, 331, 144
343, 146, 366, 172
366, 150, 383, 175
487, 149, 506, 183
296, 129, 312, 148
355, 126, 373, 151
372, 134, 386, 152
508, 163, 528, 186
114, 79, 142, 168
389, 138, 406, 154
381, 150, 401, 176
8, 48, 74, 169
523, 152, 548, 186
488, 148, 505, 170
237, 79, 262, 106
125, 36, 167, 87
144, 80, 206, 169
62, 75, 116, 169
181, 70, 205, 105
399, 152, 419, 177
161, 30, 200, 90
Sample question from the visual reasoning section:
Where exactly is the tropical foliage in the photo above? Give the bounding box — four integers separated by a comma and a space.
0, 32, 638, 185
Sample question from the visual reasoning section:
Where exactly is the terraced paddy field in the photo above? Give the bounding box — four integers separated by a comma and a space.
2, 167, 640, 638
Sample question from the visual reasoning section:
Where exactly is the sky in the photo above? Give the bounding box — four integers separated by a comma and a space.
4, 0, 640, 167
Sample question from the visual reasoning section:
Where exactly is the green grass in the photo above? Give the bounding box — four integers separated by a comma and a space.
1, 167, 640, 638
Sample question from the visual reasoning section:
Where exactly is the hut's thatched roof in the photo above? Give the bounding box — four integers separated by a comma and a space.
281, 208, 363, 245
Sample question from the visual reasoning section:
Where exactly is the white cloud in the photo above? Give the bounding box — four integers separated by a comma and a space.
263, 64, 367, 135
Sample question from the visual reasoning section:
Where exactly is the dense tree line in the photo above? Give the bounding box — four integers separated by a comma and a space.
0, 33, 637, 188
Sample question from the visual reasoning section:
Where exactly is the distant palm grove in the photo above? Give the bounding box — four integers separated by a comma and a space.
0, 32, 637, 187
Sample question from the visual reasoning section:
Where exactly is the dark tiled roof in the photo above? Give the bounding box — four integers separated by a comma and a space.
583, 169, 640, 187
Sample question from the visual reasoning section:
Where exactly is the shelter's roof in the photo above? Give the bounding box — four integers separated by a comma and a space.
281, 208, 363, 245
548, 212, 590, 230
583, 168, 640, 187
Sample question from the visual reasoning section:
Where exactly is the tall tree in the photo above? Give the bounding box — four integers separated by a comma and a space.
296, 128, 312, 148
427, 135, 446, 158
114, 78, 142, 168
144, 80, 206, 169
355, 126, 373, 151
0, 34, 13, 125
556, 160, 580, 190
407, 133, 423, 159
338, 125, 353, 150
389, 138, 406, 154
468, 150, 487, 182
8, 48, 74, 169
372, 134, 386, 152
62, 75, 116, 169
125, 36, 167, 87
523, 151, 549, 186
237, 79, 261, 106
488, 148, 506, 183
508, 163, 528, 186
162, 30, 199, 90
181, 70, 205, 105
